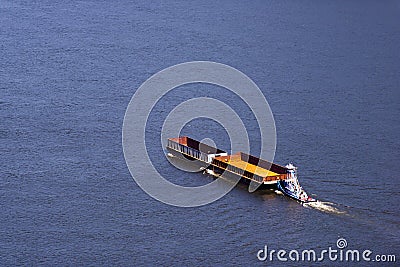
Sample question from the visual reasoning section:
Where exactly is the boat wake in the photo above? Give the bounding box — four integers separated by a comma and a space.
303, 201, 347, 215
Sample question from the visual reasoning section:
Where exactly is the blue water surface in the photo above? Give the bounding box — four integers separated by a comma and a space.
1, 0, 399, 265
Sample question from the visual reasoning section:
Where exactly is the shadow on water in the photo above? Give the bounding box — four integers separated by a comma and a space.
167, 153, 395, 232
202, 167, 352, 216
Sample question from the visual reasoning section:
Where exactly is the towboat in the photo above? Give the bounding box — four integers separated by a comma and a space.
276, 163, 317, 203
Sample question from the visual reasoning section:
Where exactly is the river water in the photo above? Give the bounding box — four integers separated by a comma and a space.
1, 0, 399, 265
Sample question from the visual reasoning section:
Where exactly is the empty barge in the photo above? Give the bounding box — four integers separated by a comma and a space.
166, 136, 316, 203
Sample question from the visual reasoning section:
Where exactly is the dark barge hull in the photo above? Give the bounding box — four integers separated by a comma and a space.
166, 146, 209, 171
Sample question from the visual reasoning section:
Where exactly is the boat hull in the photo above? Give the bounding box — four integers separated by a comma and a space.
277, 181, 316, 203
166, 147, 208, 172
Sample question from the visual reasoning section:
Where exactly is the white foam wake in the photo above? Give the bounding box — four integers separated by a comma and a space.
303, 201, 347, 215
